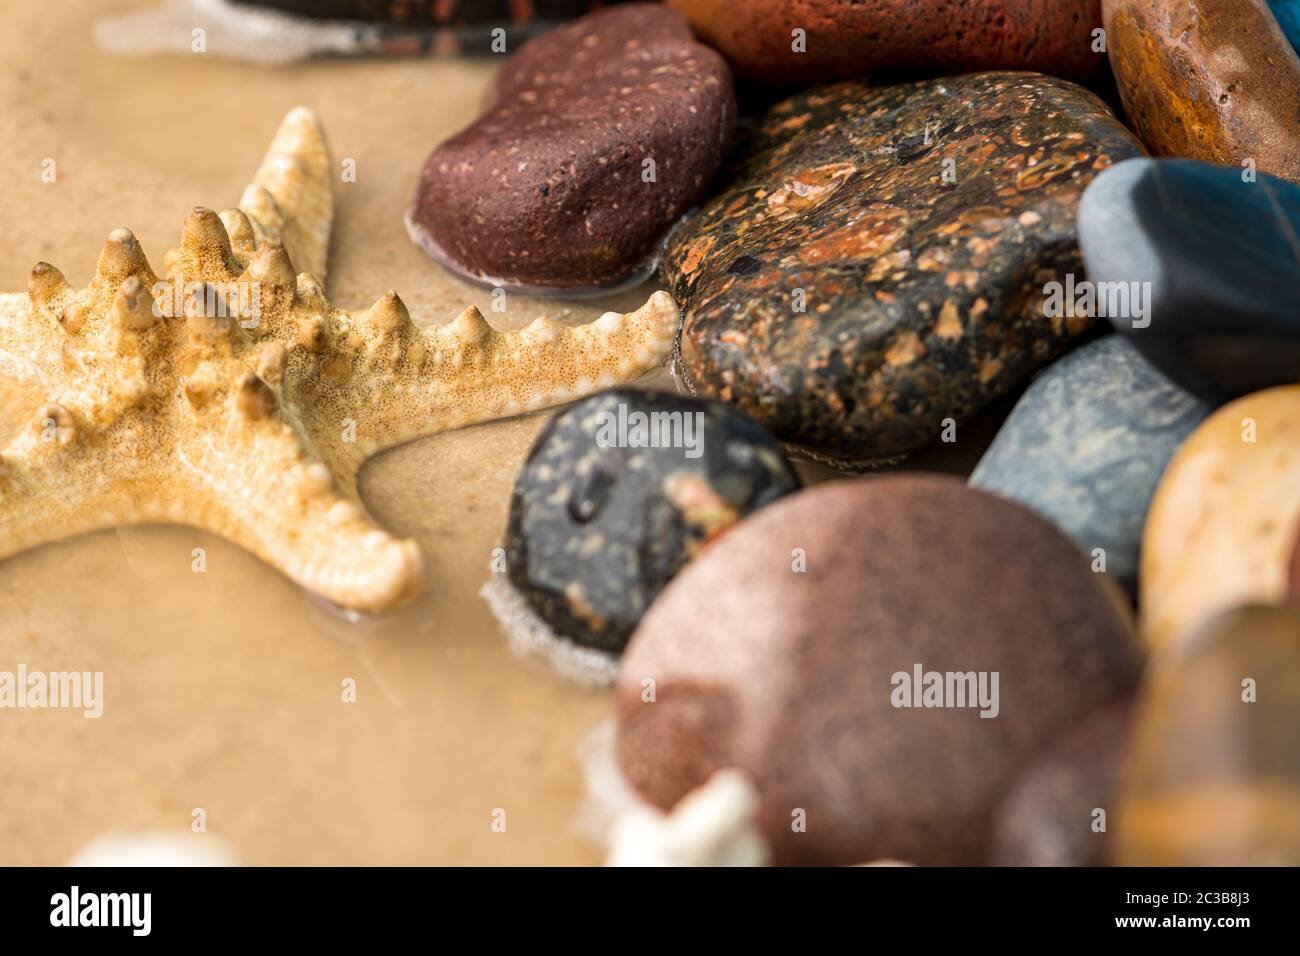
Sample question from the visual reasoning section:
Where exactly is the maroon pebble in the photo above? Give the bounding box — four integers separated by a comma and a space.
406, 3, 735, 294
668, 0, 1104, 84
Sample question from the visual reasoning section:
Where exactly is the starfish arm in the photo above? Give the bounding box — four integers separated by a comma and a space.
237, 107, 334, 283
0, 108, 683, 614
295, 289, 682, 467
0, 410, 144, 562
160, 108, 333, 288
177, 400, 423, 612
0, 294, 48, 388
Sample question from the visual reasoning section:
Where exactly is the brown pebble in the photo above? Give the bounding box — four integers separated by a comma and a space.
992, 702, 1134, 867
1116, 604, 1300, 866
407, 4, 735, 292
1104, 0, 1300, 183
616, 475, 1142, 865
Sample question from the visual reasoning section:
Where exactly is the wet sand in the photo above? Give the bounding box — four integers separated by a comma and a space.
0, 0, 646, 866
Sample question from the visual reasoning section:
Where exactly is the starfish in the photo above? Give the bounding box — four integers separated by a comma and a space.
0, 108, 680, 611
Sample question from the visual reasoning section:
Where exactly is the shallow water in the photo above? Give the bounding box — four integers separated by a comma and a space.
0, 0, 651, 865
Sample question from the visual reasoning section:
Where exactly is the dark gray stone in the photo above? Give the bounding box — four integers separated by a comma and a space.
970, 336, 1208, 591
1079, 157, 1300, 404
504, 388, 799, 653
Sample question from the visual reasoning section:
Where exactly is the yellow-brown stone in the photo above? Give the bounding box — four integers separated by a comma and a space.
1115, 604, 1300, 865
1103, 0, 1300, 183
1141, 385, 1300, 650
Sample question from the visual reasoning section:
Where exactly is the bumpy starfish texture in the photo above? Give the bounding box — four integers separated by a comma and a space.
0, 108, 680, 611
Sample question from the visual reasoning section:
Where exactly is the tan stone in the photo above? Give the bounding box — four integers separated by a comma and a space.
1141, 385, 1300, 650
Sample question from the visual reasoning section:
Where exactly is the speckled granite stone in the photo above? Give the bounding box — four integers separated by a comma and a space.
992, 702, 1133, 866
503, 389, 799, 653
1079, 157, 1300, 405
662, 73, 1144, 466
1104, 0, 1300, 183
408, 4, 735, 293
617, 475, 1142, 865
971, 337, 1209, 592
667, 0, 1105, 84
1116, 605, 1300, 866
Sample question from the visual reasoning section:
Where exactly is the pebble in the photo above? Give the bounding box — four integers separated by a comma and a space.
666, 0, 1105, 83
616, 475, 1142, 865
496, 388, 800, 657
971, 336, 1209, 592
1103, 0, 1300, 183
991, 702, 1133, 866
1141, 385, 1300, 651
407, 4, 735, 293
662, 73, 1143, 465
1271, 0, 1300, 54
1116, 604, 1300, 865
1079, 157, 1300, 404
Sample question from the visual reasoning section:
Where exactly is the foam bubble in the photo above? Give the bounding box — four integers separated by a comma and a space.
574, 720, 644, 847
479, 575, 619, 688
94, 0, 382, 65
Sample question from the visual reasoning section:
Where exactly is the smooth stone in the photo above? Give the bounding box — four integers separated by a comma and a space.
662, 73, 1144, 466
971, 337, 1209, 592
1272, 0, 1300, 54
503, 388, 800, 654
1079, 158, 1300, 404
1141, 386, 1300, 652
991, 702, 1133, 867
1116, 605, 1300, 865
1104, 0, 1300, 183
616, 475, 1142, 866
407, 4, 735, 293
667, 0, 1105, 84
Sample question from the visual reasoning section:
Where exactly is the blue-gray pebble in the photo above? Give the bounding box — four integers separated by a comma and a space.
970, 337, 1208, 591
1078, 156, 1300, 404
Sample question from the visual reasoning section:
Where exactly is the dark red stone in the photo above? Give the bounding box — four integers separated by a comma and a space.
668, 0, 1105, 83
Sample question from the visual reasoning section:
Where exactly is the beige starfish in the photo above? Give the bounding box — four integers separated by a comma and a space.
0, 107, 680, 611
